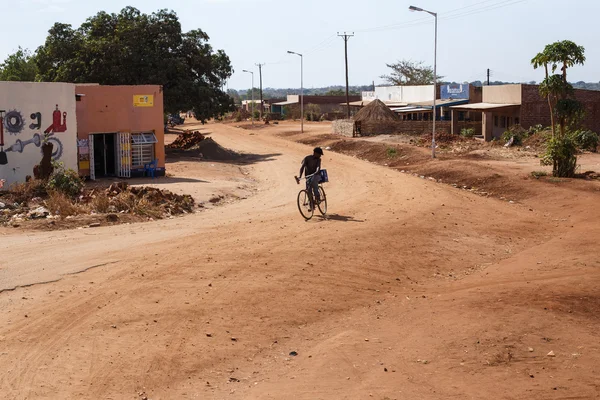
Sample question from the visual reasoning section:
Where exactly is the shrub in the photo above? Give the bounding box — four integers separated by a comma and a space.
46, 162, 84, 198
528, 124, 544, 135
502, 125, 529, 146
460, 128, 476, 138
305, 104, 322, 121
386, 147, 398, 158
541, 134, 578, 177
572, 130, 598, 152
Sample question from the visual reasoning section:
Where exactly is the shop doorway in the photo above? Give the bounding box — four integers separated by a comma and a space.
90, 133, 116, 178
89, 132, 131, 180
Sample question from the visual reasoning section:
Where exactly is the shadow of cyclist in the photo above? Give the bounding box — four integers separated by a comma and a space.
316, 213, 364, 223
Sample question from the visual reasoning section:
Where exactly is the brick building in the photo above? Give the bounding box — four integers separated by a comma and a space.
451, 84, 600, 141
271, 95, 361, 118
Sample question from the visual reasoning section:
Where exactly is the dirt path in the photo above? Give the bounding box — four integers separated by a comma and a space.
0, 122, 599, 399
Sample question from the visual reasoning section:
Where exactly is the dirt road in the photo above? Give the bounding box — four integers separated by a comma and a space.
1, 122, 599, 399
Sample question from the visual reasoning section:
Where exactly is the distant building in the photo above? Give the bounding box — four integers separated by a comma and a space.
271, 95, 361, 118
450, 84, 600, 141
358, 84, 482, 122
241, 100, 269, 113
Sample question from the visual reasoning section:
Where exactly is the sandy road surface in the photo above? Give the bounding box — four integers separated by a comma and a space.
0, 122, 599, 399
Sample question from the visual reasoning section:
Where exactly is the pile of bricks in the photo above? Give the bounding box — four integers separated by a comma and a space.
168, 130, 205, 150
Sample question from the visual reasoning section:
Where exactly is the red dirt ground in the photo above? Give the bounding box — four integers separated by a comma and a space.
0, 121, 599, 399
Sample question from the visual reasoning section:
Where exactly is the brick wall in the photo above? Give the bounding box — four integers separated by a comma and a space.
520, 84, 600, 133
361, 120, 452, 136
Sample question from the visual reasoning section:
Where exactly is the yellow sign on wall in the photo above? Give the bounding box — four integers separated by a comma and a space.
133, 95, 154, 107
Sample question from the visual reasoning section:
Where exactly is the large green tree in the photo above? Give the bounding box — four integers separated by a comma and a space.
0, 47, 38, 81
381, 59, 443, 86
532, 40, 586, 177
35, 7, 235, 120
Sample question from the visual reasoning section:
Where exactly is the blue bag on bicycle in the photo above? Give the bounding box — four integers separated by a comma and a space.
319, 169, 329, 183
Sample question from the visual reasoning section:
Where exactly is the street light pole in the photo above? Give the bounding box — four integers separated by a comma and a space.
287, 51, 304, 133
410, 5, 438, 158
242, 69, 255, 126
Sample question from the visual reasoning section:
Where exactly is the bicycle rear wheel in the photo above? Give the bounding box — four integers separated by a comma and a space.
297, 190, 314, 220
317, 186, 327, 215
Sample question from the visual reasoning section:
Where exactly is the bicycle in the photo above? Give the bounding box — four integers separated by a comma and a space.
295, 170, 328, 220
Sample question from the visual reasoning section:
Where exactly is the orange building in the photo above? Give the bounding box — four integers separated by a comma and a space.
75, 85, 165, 179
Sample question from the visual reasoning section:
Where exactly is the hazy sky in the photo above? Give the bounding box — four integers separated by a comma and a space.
2, 0, 599, 90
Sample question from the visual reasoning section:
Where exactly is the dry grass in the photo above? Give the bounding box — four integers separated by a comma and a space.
91, 192, 111, 213
7, 180, 47, 204
44, 191, 80, 217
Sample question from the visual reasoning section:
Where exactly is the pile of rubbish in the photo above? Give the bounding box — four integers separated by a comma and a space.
0, 199, 57, 226
168, 130, 205, 150
85, 182, 196, 216
0, 182, 195, 227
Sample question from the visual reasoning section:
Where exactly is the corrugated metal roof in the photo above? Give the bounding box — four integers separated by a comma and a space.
347, 100, 409, 107
449, 102, 520, 110
393, 107, 430, 113
272, 100, 299, 106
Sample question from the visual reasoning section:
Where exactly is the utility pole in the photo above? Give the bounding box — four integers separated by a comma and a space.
338, 32, 354, 119
256, 63, 265, 120
487, 69, 490, 86
242, 70, 255, 126
287, 51, 304, 133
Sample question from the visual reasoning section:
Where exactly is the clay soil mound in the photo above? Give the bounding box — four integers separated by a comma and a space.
167, 137, 242, 161
195, 138, 242, 161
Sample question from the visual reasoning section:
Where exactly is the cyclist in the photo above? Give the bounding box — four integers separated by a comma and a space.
295, 147, 323, 211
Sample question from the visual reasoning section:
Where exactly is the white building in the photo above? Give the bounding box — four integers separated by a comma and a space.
0, 82, 78, 187
361, 85, 434, 105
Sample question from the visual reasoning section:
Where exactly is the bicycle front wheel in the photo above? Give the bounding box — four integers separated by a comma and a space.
317, 186, 327, 215
297, 190, 314, 220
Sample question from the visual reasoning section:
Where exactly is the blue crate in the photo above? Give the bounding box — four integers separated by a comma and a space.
319, 169, 329, 183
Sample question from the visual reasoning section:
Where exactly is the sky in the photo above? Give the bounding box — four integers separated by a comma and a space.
1, 0, 599, 90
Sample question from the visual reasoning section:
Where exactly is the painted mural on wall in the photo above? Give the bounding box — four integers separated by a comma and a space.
0, 82, 77, 187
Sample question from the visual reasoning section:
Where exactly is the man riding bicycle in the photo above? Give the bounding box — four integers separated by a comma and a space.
295, 147, 323, 211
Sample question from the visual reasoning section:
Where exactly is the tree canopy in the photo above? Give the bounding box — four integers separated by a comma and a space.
0, 47, 38, 81
381, 59, 443, 86
33, 7, 234, 120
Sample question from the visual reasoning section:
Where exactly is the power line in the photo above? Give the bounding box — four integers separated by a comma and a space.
355, 0, 530, 33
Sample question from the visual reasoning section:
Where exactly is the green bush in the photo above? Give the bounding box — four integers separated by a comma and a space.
541, 134, 578, 177
572, 130, 598, 152
305, 104, 322, 121
460, 128, 476, 138
528, 124, 544, 135
502, 125, 529, 146
46, 162, 84, 198
386, 147, 398, 158
253, 110, 260, 120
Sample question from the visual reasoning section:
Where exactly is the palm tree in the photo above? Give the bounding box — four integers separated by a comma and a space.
532, 41, 585, 138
